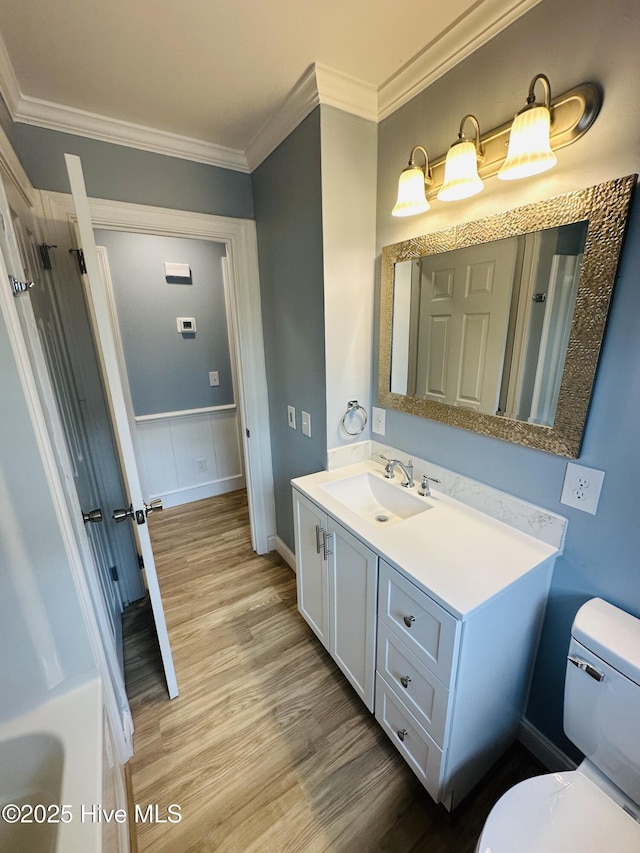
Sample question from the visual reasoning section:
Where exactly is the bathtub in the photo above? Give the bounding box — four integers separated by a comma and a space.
0, 675, 102, 853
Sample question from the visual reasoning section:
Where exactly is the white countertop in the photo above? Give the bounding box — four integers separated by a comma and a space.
292, 460, 559, 620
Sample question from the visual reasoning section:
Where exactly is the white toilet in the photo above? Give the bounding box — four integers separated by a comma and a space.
476, 597, 640, 852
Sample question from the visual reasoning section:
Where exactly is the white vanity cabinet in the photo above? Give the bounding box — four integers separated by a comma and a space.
293, 489, 378, 711
292, 461, 562, 811
375, 558, 554, 810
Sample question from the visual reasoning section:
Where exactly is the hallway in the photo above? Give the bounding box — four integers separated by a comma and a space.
124, 490, 543, 852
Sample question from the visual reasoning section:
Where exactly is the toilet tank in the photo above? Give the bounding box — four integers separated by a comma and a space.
564, 597, 640, 805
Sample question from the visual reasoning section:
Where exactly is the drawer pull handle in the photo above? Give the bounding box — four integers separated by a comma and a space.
403, 615, 415, 628
400, 675, 411, 689
397, 728, 408, 742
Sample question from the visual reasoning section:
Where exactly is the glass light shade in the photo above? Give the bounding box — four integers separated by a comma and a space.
498, 105, 557, 181
437, 140, 484, 202
392, 166, 430, 217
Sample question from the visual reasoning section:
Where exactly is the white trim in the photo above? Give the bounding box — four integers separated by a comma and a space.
134, 403, 237, 422
377, 0, 543, 120
0, 125, 35, 208
0, 2, 540, 172
518, 717, 576, 772
17, 94, 250, 172
155, 475, 246, 509
270, 535, 296, 573
41, 190, 276, 556
245, 63, 377, 171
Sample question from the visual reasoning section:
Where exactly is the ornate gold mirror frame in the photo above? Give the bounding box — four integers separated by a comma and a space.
379, 175, 636, 457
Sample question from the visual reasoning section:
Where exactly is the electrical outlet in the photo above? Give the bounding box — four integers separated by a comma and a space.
287, 405, 296, 429
560, 462, 605, 514
209, 371, 219, 387
196, 457, 207, 473
372, 406, 386, 435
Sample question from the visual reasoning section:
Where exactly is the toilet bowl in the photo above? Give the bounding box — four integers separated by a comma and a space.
476, 768, 640, 852
476, 598, 640, 852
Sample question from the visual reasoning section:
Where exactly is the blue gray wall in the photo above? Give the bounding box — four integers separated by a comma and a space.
252, 108, 327, 551
95, 230, 232, 416
0, 97, 253, 218
375, 0, 640, 757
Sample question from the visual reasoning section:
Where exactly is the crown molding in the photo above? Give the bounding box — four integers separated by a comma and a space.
14, 95, 250, 172
378, 0, 543, 120
245, 63, 377, 171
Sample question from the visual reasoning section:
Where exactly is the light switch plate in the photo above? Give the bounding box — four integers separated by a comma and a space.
560, 462, 605, 514
287, 405, 296, 429
372, 406, 386, 435
209, 371, 219, 387
301, 411, 311, 437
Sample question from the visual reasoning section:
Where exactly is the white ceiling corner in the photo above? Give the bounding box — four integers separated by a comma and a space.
0, 0, 543, 175
378, 0, 543, 119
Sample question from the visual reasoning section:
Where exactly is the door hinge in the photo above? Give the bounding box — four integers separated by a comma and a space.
110, 565, 119, 582
69, 247, 87, 274
246, 428, 250, 438
137, 554, 144, 570
8, 274, 35, 297
39, 243, 57, 270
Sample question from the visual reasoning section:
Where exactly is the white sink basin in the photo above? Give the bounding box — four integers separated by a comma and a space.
320, 472, 431, 526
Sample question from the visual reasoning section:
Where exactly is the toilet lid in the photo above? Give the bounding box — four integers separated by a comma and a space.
477, 770, 640, 853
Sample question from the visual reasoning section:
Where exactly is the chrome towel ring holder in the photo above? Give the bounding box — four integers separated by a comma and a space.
340, 400, 367, 436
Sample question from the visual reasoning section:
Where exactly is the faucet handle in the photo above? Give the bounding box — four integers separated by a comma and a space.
418, 473, 441, 497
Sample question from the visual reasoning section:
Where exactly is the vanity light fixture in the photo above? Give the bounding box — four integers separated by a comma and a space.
391, 74, 601, 216
437, 114, 485, 202
392, 145, 432, 217
498, 73, 557, 181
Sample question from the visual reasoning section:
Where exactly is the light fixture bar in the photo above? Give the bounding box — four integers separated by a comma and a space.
424, 82, 600, 199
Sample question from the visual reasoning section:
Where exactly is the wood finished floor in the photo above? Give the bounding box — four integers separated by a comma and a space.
123, 490, 544, 853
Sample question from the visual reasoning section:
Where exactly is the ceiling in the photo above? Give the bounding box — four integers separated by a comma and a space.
0, 0, 540, 171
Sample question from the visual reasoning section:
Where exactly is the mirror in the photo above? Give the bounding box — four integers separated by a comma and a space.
379, 175, 636, 457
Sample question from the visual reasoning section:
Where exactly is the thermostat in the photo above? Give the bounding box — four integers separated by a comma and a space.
177, 317, 196, 334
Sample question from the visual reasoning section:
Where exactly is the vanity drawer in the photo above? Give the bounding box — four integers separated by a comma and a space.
376, 622, 449, 745
379, 561, 458, 686
375, 674, 442, 802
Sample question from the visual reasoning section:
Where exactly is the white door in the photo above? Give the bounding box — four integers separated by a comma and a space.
327, 518, 377, 711
65, 153, 178, 699
416, 238, 518, 413
0, 170, 134, 748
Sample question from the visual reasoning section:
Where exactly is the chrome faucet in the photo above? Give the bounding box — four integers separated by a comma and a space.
379, 453, 414, 488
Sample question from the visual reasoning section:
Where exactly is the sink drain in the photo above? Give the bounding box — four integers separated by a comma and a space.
375, 514, 389, 523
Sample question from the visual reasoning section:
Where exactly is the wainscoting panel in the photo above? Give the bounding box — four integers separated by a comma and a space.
135, 407, 244, 508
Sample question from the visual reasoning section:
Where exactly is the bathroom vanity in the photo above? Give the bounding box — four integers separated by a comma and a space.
292, 457, 563, 810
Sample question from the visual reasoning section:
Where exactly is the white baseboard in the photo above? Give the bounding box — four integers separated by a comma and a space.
270, 535, 296, 572
155, 475, 245, 509
518, 717, 576, 772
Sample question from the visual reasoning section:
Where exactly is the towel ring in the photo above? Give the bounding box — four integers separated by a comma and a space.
340, 400, 367, 436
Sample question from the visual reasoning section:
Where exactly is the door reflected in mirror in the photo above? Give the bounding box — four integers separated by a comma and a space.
379, 175, 636, 457
391, 222, 587, 428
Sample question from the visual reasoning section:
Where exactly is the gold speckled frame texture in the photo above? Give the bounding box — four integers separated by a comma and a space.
379, 175, 636, 457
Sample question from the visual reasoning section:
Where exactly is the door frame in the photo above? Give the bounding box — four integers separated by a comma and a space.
39, 190, 276, 555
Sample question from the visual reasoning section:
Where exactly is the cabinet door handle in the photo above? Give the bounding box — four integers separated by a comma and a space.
400, 675, 411, 689
397, 728, 408, 742
403, 615, 415, 628
324, 531, 334, 559
315, 525, 325, 555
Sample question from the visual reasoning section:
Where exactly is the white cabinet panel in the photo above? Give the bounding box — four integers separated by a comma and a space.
379, 560, 458, 686
375, 674, 443, 802
328, 519, 377, 711
376, 622, 449, 745
293, 491, 329, 647
293, 490, 378, 711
